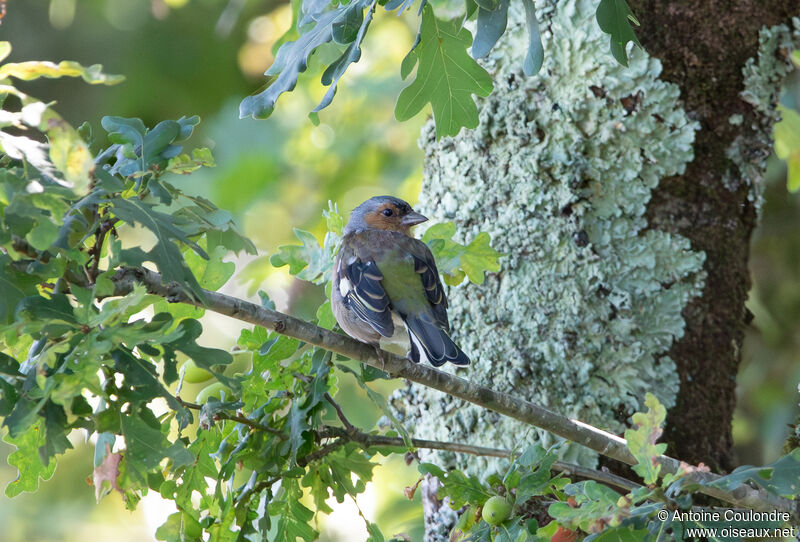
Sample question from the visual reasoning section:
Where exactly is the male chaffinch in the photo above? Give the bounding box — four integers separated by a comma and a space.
332, 196, 470, 367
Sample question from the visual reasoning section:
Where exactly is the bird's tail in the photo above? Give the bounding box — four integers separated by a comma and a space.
405, 315, 470, 367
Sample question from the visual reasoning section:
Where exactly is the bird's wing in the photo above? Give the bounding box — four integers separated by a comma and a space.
337, 250, 394, 338
401, 237, 450, 332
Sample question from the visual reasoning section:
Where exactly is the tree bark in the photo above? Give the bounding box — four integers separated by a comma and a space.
394, 0, 798, 537
628, 0, 799, 470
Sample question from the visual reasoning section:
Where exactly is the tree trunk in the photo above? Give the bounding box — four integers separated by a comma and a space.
628, 0, 798, 471
390, 0, 799, 538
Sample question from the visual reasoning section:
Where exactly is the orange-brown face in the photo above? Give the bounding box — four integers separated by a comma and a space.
363, 201, 427, 233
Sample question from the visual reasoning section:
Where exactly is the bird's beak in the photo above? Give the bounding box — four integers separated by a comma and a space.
401, 211, 428, 227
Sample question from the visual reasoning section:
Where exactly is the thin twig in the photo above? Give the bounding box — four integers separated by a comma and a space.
325, 393, 357, 433
88, 217, 114, 283
298, 437, 347, 468
317, 426, 641, 494
176, 395, 286, 439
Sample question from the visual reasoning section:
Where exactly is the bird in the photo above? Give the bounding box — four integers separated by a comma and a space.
331, 195, 470, 367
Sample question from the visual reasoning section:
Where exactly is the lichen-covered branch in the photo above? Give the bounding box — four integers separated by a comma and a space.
106, 265, 797, 517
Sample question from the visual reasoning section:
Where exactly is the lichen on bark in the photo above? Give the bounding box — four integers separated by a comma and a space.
728, 17, 800, 208
392, 0, 705, 470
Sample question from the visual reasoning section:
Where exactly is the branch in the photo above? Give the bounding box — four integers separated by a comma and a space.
104, 266, 797, 517
176, 396, 287, 439
317, 425, 641, 493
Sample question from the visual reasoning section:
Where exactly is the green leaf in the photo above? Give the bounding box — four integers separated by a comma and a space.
287, 399, 313, 462
595, 0, 641, 67
461, 232, 502, 284
240, 0, 372, 120
185, 243, 235, 292
109, 197, 208, 299
419, 462, 490, 508
270, 228, 332, 284
366, 522, 385, 542
623, 393, 667, 485
315, 299, 336, 329
166, 147, 216, 175
165, 319, 234, 374
708, 449, 800, 498
472, 0, 509, 59
548, 481, 621, 531
314, 0, 376, 113
100, 116, 200, 178
41, 109, 94, 195
338, 363, 411, 445
155, 511, 203, 542
0, 60, 124, 85
25, 218, 60, 251
15, 294, 78, 327
0, 254, 40, 325
422, 222, 501, 285
120, 413, 194, 482
4, 418, 58, 497
271, 480, 318, 542
400, 47, 418, 81
774, 105, 800, 192
384, 0, 424, 15
326, 445, 376, 497
395, 4, 493, 138
521, 0, 544, 76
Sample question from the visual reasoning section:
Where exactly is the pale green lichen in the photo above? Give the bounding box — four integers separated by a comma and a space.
392, 0, 705, 471
726, 18, 800, 207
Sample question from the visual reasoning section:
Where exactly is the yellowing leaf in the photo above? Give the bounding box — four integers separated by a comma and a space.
43, 110, 94, 195
623, 393, 667, 485
0, 42, 11, 63
4, 419, 57, 497
0, 60, 123, 85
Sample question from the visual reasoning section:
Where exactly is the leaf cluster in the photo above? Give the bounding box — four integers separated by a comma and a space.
240, 0, 642, 138
0, 43, 500, 542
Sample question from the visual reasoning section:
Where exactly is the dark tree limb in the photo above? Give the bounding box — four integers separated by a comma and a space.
628, 0, 798, 470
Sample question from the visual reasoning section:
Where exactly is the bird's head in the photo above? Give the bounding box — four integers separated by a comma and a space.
344, 196, 428, 235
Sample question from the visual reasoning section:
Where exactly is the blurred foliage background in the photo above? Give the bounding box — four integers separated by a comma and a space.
0, 1, 798, 541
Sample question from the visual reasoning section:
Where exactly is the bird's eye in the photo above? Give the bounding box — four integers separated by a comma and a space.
382, 208, 394, 217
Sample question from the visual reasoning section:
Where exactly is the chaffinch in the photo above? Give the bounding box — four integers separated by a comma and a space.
332, 196, 470, 367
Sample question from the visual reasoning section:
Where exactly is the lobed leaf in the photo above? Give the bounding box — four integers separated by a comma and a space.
623, 393, 667, 485
395, 4, 493, 139
240, 3, 354, 120
595, 0, 641, 67
422, 222, 501, 285
708, 448, 800, 498
4, 418, 57, 497
314, 0, 377, 113
0, 58, 124, 85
